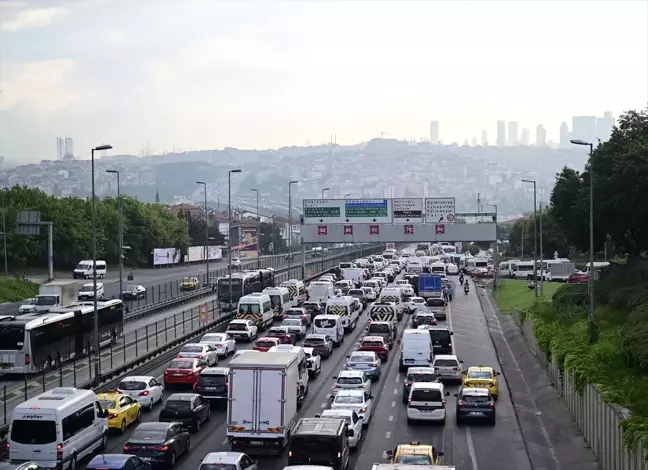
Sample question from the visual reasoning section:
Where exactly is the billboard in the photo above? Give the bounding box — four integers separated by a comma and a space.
187, 246, 204, 262
208, 246, 223, 260
153, 248, 181, 265
241, 228, 258, 251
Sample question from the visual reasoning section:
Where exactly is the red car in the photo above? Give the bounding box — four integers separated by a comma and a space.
254, 337, 281, 352
164, 358, 208, 388
267, 327, 296, 345
568, 272, 589, 284
359, 336, 389, 361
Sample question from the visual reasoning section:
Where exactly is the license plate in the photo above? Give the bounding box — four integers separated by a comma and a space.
173, 373, 183, 377
250, 440, 264, 445
404, 359, 414, 363
205, 387, 217, 391
469, 412, 483, 416
421, 409, 434, 413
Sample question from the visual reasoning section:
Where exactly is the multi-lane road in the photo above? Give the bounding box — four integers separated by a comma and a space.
64, 272, 560, 470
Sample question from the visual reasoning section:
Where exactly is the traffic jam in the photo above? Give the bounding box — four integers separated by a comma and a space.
5, 244, 502, 470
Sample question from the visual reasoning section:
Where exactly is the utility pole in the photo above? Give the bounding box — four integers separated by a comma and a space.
539, 202, 544, 296
106, 170, 123, 301
288, 181, 298, 278
196, 181, 209, 284
228, 170, 242, 305
2, 190, 7, 278
250, 189, 260, 268
522, 179, 538, 297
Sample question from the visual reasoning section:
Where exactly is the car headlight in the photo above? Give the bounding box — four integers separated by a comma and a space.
359, 407, 367, 413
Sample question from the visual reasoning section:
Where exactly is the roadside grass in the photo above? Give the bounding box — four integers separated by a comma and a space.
0, 279, 39, 303
494, 278, 561, 314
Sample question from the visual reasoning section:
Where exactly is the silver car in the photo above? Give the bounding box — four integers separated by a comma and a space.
345, 351, 381, 380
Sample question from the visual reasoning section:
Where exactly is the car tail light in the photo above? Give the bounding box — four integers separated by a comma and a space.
123, 444, 133, 452
331, 385, 339, 390
25, 354, 31, 365
177, 354, 183, 358
458, 400, 465, 406
442, 399, 446, 408
153, 445, 169, 451
197, 354, 204, 359
454, 367, 461, 371
489, 402, 495, 408
139, 390, 150, 396
216, 344, 223, 347
407, 399, 412, 406
56, 443, 63, 460
358, 385, 366, 389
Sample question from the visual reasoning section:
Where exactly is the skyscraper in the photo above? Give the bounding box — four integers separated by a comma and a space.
63, 137, 74, 159
471, 136, 478, 146
572, 116, 597, 144
535, 124, 547, 146
56, 137, 64, 160
520, 128, 530, 146
559, 122, 570, 148
597, 111, 615, 142
481, 130, 488, 146
429, 121, 439, 144
496, 121, 506, 147
507, 121, 519, 146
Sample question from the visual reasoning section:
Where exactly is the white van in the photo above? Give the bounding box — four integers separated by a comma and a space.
280, 279, 307, 304
429, 261, 447, 275
399, 329, 433, 373
236, 293, 274, 330
378, 287, 404, 317
73, 260, 107, 279
263, 286, 293, 320
268, 345, 310, 397
342, 268, 365, 287
325, 295, 359, 332
513, 261, 537, 280
312, 314, 345, 345
9, 387, 108, 469
308, 281, 334, 305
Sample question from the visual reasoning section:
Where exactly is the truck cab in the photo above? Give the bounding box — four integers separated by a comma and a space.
34, 280, 80, 312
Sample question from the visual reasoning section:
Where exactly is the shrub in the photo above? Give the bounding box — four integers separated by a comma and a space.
619, 305, 648, 373
552, 284, 588, 308
0, 279, 39, 303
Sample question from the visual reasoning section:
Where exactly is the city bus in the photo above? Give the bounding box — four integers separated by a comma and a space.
0, 299, 124, 374
217, 272, 260, 309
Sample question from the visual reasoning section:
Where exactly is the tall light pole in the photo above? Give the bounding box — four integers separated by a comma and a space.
288, 180, 298, 278
91, 144, 112, 379
2, 189, 7, 278
250, 189, 260, 268
487, 203, 498, 294
106, 170, 123, 302
522, 179, 538, 297
321, 188, 330, 199
196, 181, 209, 284
271, 215, 277, 256
539, 202, 544, 296
228, 169, 242, 304
571, 138, 596, 343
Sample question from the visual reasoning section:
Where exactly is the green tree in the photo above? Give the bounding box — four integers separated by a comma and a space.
549, 167, 590, 253
507, 207, 570, 259
259, 222, 286, 254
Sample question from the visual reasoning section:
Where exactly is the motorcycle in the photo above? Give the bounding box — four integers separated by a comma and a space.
464, 286, 469, 295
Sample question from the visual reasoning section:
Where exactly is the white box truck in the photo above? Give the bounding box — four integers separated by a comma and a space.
227, 351, 300, 455
33, 280, 80, 312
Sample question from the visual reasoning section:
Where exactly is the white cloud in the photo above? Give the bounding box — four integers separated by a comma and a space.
1, 6, 68, 32
0, 60, 87, 115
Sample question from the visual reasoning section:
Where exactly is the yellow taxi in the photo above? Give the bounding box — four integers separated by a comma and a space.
462, 365, 501, 399
180, 276, 201, 291
386, 442, 444, 465
97, 391, 142, 433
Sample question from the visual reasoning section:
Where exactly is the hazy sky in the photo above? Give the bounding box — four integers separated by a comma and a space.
1, 0, 646, 162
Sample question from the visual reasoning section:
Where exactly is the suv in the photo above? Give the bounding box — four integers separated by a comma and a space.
194, 367, 229, 405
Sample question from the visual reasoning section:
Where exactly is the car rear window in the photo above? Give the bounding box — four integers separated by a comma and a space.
434, 359, 458, 367
428, 330, 450, 341
362, 341, 384, 348
164, 400, 192, 412
119, 381, 146, 390
410, 389, 443, 402
256, 340, 276, 348
407, 373, 436, 383
468, 370, 493, 379
462, 394, 491, 403
304, 337, 324, 345
337, 377, 363, 385
169, 360, 194, 369
181, 345, 204, 353
198, 375, 226, 386
10, 420, 57, 444
227, 323, 247, 331
368, 324, 390, 334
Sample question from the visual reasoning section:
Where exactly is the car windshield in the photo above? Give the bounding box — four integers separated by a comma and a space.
468, 370, 493, 379
130, 428, 167, 443
268, 329, 287, 335
181, 346, 204, 353
413, 298, 424, 303
304, 337, 324, 345
362, 288, 372, 294
10, 420, 57, 444
434, 359, 459, 367
349, 353, 374, 363
99, 399, 117, 409
349, 290, 363, 296
408, 373, 436, 382
119, 381, 147, 390
169, 360, 194, 369
80, 285, 96, 291
227, 323, 248, 331
362, 341, 384, 348
238, 303, 260, 314
429, 331, 450, 340
285, 310, 303, 316
314, 318, 336, 328
337, 377, 362, 385
334, 395, 363, 404
182, 277, 193, 282
396, 455, 432, 465
126, 285, 140, 292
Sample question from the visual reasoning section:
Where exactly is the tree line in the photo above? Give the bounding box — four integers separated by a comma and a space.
505, 106, 648, 261
2, 186, 191, 270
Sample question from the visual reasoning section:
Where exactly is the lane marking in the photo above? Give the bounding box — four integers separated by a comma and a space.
395, 375, 400, 383
388, 415, 394, 422
222, 438, 228, 445
385, 431, 392, 438
393, 388, 398, 395
466, 427, 479, 470
391, 400, 395, 407
320, 402, 327, 408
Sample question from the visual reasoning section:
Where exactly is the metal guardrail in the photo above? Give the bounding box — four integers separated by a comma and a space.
0, 243, 386, 450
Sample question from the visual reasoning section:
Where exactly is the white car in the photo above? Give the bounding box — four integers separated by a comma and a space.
361, 287, 377, 301
281, 318, 307, 339
199, 452, 257, 470
77, 282, 104, 300
331, 370, 372, 397
431, 354, 464, 382
303, 347, 322, 377
330, 390, 374, 426
446, 264, 459, 275
226, 319, 258, 341
199, 332, 236, 357
395, 279, 410, 288
18, 298, 35, 314
177, 343, 219, 366
406, 382, 449, 424
317, 409, 363, 448
406, 296, 426, 313
371, 277, 387, 289
230, 258, 242, 268
117, 375, 164, 411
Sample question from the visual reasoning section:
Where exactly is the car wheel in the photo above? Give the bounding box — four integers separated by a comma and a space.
193, 419, 201, 433
120, 419, 127, 433
99, 432, 108, 450
169, 451, 176, 468
206, 408, 211, 421
135, 409, 141, 422
69, 454, 78, 470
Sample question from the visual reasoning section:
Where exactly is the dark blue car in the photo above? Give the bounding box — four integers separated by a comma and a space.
87, 454, 152, 470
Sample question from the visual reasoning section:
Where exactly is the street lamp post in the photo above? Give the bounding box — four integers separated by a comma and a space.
91, 144, 112, 380
2, 189, 7, 278
522, 179, 538, 297
250, 189, 260, 268
487, 203, 498, 295
228, 170, 242, 305
271, 215, 277, 256
321, 188, 330, 199
288, 181, 298, 278
196, 182, 209, 284
106, 170, 123, 302
539, 201, 544, 295
571, 139, 596, 342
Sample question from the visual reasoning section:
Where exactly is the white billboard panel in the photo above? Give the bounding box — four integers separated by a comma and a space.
153, 248, 181, 265
425, 197, 456, 223
208, 246, 223, 260
392, 198, 423, 224
187, 246, 204, 262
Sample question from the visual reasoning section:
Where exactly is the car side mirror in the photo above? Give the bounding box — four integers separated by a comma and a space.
453, 393, 458, 397
369, 395, 374, 399
450, 331, 454, 335
438, 451, 444, 457
385, 450, 394, 457
332, 376, 337, 379
496, 372, 501, 375
315, 414, 321, 418
396, 340, 401, 345
459, 360, 464, 363
346, 355, 350, 358
445, 391, 450, 396
461, 370, 466, 374
347, 429, 354, 437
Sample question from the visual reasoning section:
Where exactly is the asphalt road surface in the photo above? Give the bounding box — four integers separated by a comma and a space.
57, 272, 583, 470
0, 246, 357, 316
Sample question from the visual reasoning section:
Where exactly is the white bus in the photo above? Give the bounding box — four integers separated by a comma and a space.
0, 300, 124, 374
465, 258, 488, 274
513, 261, 537, 280
236, 293, 274, 330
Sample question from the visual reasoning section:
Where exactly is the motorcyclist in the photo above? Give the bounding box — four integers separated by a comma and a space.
464, 280, 470, 294
459, 273, 464, 285
448, 285, 454, 301
442, 286, 449, 303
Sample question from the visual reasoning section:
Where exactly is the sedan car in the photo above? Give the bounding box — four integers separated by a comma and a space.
87, 454, 151, 470
177, 343, 219, 366
432, 355, 464, 383
226, 319, 258, 342
412, 312, 437, 328
568, 272, 589, 284
123, 422, 190, 468
302, 334, 334, 358
317, 409, 363, 449
97, 391, 142, 433
302, 301, 323, 317
118, 376, 164, 411
345, 351, 381, 381
267, 326, 296, 345
199, 452, 258, 470
281, 318, 307, 339
122, 284, 147, 300
164, 358, 208, 389
303, 347, 322, 377
462, 365, 501, 399
199, 332, 236, 357
330, 390, 374, 426
358, 336, 389, 361
331, 370, 371, 397
159, 393, 211, 432
254, 336, 281, 352
230, 258, 242, 268
455, 387, 496, 425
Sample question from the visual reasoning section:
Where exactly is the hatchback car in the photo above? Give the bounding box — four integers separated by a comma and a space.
406, 382, 450, 424
455, 387, 496, 425
118, 376, 164, 411
194, 367, 229, 404
97, 391, 142, 433
330, 390, 374, 426
164, 358, 208, 389
303, 334, 334, 358
123, 422, 190, 468
283, 307, 311, 326
412, 312, 437, 328
267, 327, 296, 344
405, 297, 426, 313
401, 367, 437, 404
199, 452, 257, 470
331, 370, 372, 397
358, 336, 389, 361
159, 393, 211, 432
226, 319, 258, 342
386, 442, 444, 465
303, 347, 322, 377
345, 351, 381, 381
199, 332, 236, 357
281, 318, 307, 339
462, 365, 501, 399
177, 343, 219, 366
432, 355, 464, 383
254, 336, 281, 352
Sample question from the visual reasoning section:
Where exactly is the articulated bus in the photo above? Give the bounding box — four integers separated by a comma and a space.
0, 299, 124, 374
217, 272, 261, 309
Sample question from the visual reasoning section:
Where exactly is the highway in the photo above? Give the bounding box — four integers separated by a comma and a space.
0, 247, 351, 316
65, 272, 555, 470
0, 246, 372, 424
